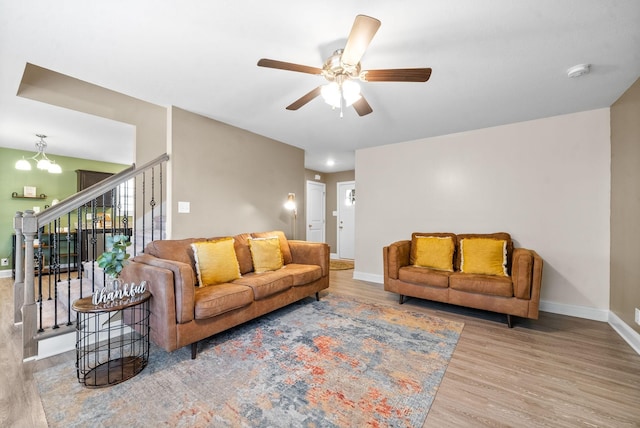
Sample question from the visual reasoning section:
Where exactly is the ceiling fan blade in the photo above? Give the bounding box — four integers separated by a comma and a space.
341, 15, 381, 67
286, 86, 322, 110
361, 68, 432, 82
352, 96, 373, 116
257, 58, 322, 75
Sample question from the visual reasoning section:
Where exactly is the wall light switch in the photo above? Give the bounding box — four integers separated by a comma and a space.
178, 201, 190, 213
635, 308, 640, 326
332, 211, 338, 216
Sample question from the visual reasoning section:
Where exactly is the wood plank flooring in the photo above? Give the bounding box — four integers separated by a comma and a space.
2, 271, 639, 427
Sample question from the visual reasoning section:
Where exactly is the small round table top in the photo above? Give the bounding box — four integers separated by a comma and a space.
72, 290, 151, 313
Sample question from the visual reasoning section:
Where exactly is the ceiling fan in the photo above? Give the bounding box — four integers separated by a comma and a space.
257, 14, 432, 117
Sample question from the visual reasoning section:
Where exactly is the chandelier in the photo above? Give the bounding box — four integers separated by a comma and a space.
15, 134, 62, 174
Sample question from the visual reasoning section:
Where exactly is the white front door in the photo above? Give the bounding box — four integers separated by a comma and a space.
337, 181, 355, 259
306, 181, 325, 242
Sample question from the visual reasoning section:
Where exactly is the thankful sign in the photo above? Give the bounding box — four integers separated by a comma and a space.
92, 280, 148, 306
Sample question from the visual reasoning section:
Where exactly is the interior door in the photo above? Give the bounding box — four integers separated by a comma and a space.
337, 181, 355, 259
306, 181, 325, 242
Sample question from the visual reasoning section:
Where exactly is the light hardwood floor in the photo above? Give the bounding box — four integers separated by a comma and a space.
1, 271, 639, 427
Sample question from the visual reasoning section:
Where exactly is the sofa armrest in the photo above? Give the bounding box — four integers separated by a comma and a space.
385, 240, 411, 280
288, 240, 330, 276
123, 254, 196, 324
511, 248, 543, 300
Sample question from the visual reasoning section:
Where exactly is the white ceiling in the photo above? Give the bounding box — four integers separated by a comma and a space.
1, 1, 639, 172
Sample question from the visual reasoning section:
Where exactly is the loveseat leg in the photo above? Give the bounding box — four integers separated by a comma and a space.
191, 342, 198, 359
316, 292, 320, 301
506, 314, 513, 328
399, 294, 404, 305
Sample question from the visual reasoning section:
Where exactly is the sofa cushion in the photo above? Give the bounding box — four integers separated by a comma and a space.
456, 232, 512, 273
233, 233, 254, 275
248, 236, 284, 273
449, 272, 513, 297
398, 265, 450, 288
233, 269, 293, 300
460, 238, 508, 276
410, 233, 457, 266
145, 238, 206, 285
282, 263, 323, 286
191, 238, 241, 286
413, 236, 455, 271
252, 230, 292, 264
194, 283, 253, 320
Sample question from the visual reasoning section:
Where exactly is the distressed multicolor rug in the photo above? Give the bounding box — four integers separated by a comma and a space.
35, 294, 463, 427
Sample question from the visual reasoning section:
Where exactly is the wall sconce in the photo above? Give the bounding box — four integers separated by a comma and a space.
284, 193, 297, 239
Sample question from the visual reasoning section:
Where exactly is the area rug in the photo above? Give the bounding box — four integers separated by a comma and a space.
329, 259, 354, 270
35, 294, 463, 427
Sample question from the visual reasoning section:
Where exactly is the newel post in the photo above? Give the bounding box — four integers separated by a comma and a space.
21, 210, 38, 360
13, 212, 24, 324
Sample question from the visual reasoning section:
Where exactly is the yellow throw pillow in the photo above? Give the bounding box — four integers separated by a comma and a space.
413, 236, 454, 271
249, 236, 284, 273
191, 238, 241, 286
460, 238, 508, 276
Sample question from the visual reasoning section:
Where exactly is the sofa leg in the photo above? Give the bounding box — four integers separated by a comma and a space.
399, 294, 404, 305
315, 292, 320, 301
506, 314, 513, 328
191, 342, 198, 359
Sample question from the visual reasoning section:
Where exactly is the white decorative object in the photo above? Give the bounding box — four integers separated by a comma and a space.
24, 186, 36, 197
92, 281, 147, 306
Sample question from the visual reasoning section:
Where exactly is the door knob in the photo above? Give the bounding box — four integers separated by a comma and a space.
308, 224, 312, 228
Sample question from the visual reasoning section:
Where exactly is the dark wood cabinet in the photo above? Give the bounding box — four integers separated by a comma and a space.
76, 169, 114, 207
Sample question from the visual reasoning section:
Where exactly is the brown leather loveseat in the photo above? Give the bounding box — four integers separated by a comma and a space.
121, 230, 329, 358
383, 232, 542, 326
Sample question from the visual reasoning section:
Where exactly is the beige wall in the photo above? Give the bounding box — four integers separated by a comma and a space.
169, 106, 305, 239
356, 109, 611, 319
17, 63, 167, 165
610, 77, 640, 334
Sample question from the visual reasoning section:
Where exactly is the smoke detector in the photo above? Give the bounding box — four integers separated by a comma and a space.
567, 64, 590, 78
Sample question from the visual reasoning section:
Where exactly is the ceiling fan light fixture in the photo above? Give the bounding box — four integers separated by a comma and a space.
321, 79, 361, 109
342, 80, 361, 106
321, 82, 342, 108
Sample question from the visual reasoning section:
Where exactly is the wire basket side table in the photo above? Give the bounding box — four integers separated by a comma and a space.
72, 290, 151, 388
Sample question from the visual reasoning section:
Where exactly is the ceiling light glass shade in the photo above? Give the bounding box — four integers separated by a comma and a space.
48, 162, 62, 174
342, 80, 361, 106
37, 158, 51, 170
15, 158, 32, 170
321, 79, 362, 109
321, 82, 341, 108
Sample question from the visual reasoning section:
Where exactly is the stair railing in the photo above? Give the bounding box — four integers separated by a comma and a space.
14, 153, 169, 361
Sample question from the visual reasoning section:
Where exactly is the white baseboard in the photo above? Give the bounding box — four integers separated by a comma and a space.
539, 300, 609, 322
353, 271, 383, 284
37, 331, 76, 360
0, 270, 12, 279
608, 311, 640, 355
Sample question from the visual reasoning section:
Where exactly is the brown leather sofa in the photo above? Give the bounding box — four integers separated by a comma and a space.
383, 232, 542, 327
120, 230, 329, 358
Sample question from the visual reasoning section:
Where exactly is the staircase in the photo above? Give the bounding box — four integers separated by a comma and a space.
13, 153, 169, 361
